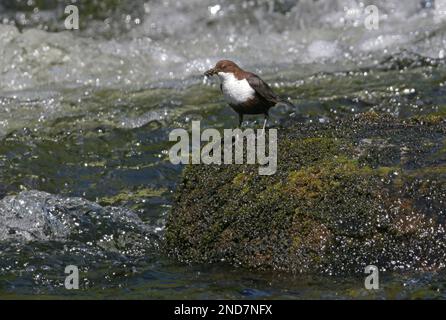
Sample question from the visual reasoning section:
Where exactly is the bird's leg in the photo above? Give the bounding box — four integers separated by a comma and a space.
238, 113, 244, 128
261, 113, 269, 136
235, 113, 244, 143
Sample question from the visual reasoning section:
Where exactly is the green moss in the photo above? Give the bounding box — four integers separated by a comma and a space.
232, 172, 248, 186
376, 166, 398, 176
285, 156, 396, 201
99, 187, 166, 206
409, 114, 445, 125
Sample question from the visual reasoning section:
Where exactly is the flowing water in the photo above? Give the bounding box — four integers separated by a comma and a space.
1, 0, 446, 299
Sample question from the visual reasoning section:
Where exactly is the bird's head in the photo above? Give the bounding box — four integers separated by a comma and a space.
204, 60, 241, 77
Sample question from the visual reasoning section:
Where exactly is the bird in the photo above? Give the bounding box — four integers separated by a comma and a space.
204, 60, 293, 132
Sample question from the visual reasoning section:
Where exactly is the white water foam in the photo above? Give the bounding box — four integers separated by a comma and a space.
0, 0, 445, 94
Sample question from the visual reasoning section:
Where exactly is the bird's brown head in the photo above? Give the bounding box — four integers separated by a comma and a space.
204, 60, 241, 77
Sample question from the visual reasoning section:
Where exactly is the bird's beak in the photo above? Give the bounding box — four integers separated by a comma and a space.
204, 67, 217, 77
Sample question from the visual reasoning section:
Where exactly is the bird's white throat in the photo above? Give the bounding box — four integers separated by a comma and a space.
218, 72, 255, 105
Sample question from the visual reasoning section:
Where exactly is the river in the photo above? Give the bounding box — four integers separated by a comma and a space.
1, 0, 446, 299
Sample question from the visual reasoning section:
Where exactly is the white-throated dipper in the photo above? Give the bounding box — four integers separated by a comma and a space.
204, 60, 293, 130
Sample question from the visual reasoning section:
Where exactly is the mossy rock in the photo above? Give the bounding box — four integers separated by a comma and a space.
166, 113, 446, 274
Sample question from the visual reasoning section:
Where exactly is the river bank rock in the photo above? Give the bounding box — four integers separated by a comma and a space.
166, 113, 446, 274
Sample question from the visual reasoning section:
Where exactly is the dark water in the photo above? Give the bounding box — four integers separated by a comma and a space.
1, 0, 446, 299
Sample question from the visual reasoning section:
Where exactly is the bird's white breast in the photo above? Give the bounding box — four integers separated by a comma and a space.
218, 72, 255, 105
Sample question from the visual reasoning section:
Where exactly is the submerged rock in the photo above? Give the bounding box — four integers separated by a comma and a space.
166, 113, 446, 274
0, 190, 156, 256
0, 191, 160, 289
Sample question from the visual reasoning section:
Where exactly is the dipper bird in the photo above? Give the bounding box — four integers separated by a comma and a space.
204, 60, 293, 130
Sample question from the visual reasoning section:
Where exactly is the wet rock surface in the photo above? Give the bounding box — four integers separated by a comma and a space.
0, 191, 162, 292
166, 113, 446, 275
0, 190, 157, 254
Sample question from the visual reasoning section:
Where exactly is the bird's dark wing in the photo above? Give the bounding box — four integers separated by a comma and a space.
246, 73, 279, 104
